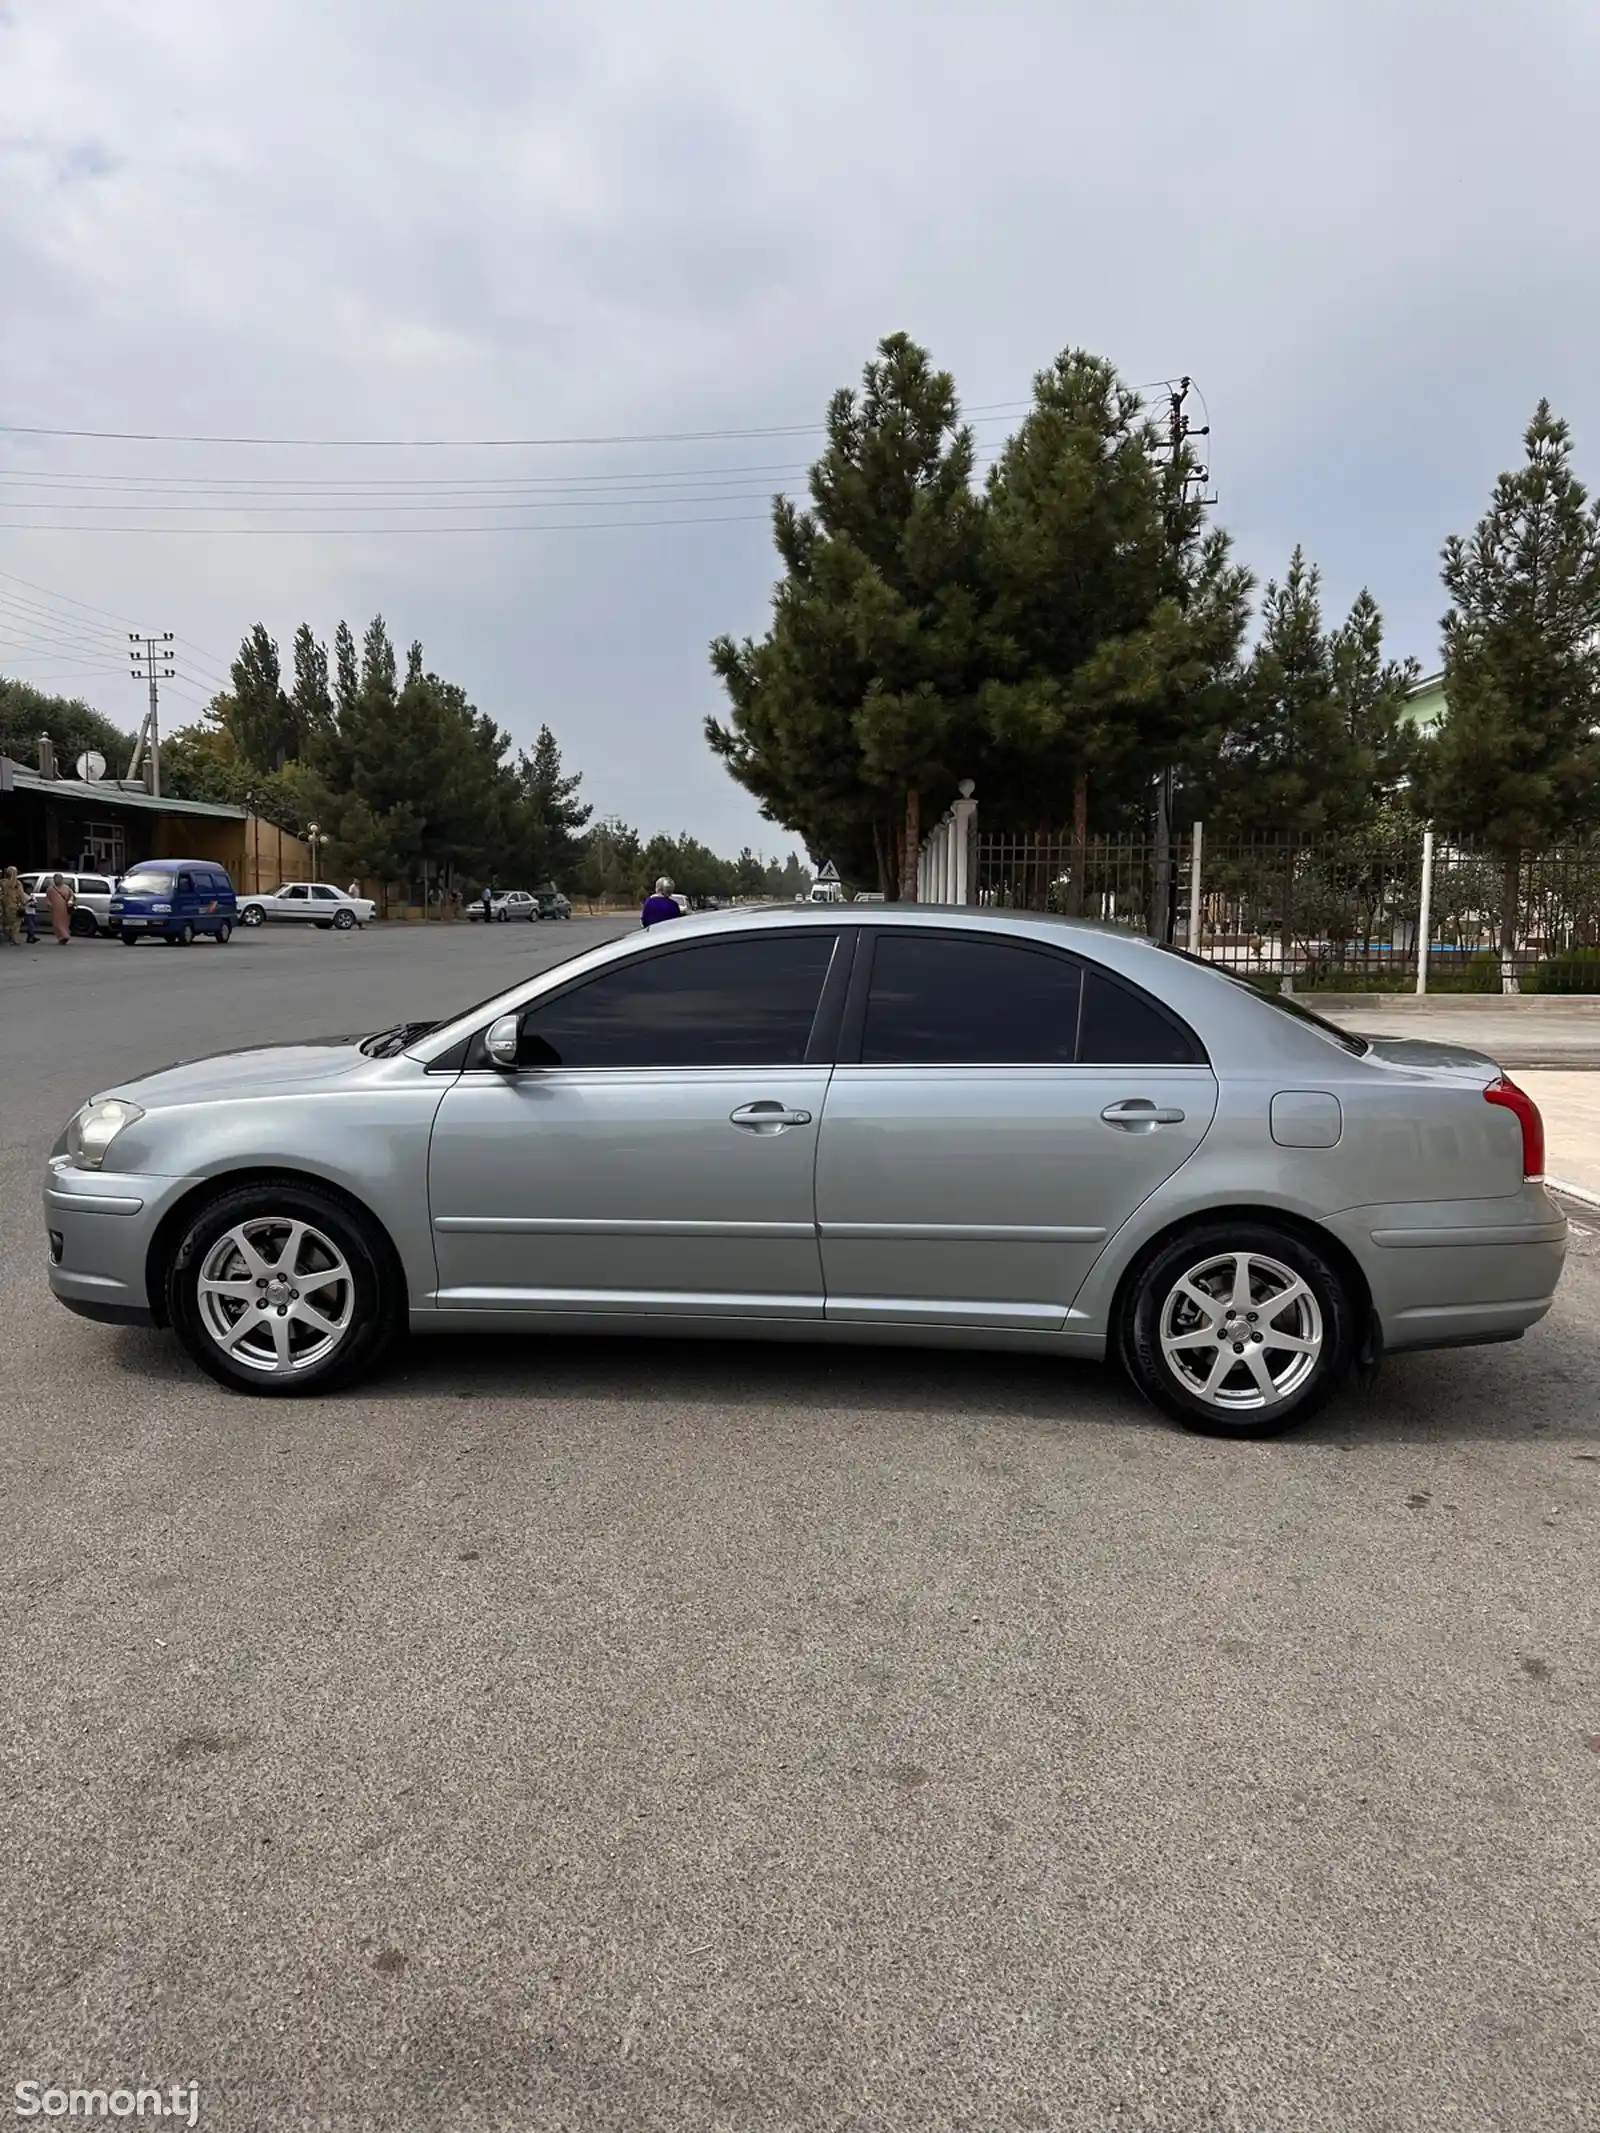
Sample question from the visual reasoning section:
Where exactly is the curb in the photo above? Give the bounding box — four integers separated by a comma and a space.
1549, 1177, 1600, 1213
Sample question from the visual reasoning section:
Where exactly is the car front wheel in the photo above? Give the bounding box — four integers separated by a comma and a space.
166, 1182, 402, 1396
1122, 1221, 1354, 1437
333, 908, 355, 930
240, 904, 266, 927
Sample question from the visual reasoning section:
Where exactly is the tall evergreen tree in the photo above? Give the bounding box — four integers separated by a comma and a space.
1416, 400, 1600, 979
333, 620, 360, 726
517, 725, 592, 881
227, 624, 296, 773
290, 625, 334, 751
709, 332, 986, 895
979, 352, 1249, 848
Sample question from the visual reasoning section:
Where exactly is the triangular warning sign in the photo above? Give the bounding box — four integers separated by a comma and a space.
815, 859, 840, 881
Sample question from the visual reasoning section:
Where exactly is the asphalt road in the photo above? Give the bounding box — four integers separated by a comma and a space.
2, 922, 1598, 2133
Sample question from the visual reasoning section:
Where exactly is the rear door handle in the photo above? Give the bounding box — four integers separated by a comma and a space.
1101, 1099, 1186, 1130
729, 1101, 813, 1133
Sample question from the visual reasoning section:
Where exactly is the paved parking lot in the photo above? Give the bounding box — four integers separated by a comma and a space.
2, 922, 1598, 2133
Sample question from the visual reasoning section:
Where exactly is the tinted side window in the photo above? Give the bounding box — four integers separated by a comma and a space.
860, 933, 1083, 1065
177, 872, 195, 893
519, 935, 837, 1068
1078, 967, 1203, 1065
81, 877, 110, 895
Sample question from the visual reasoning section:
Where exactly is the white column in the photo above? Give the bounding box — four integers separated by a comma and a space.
1187, 820, 1204, 953
952, 781, 976, 905
1416, 828, 1435, 996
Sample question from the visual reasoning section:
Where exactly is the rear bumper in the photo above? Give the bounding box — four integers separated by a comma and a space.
1328, 1187, 1567, 1355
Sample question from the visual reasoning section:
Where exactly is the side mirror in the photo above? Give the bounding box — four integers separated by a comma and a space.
484, 1014, 520, 1069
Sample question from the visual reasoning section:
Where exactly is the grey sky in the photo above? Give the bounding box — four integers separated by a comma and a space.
3, 0, 1598, 854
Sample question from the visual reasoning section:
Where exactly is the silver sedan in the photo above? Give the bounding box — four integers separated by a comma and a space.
42, 906, 1565, 1436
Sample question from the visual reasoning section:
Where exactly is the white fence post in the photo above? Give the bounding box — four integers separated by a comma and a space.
1415, 828, 1435, 996
953, 780, 976, 904
1187, 820, 1204, 953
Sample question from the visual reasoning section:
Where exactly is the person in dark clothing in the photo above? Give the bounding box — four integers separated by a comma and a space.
640, 876, 680, 928
481, 882, 495, 925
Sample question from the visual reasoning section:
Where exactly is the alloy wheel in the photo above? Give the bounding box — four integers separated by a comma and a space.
1158, 1249, 1323, 1412
195, 1217, 356, 1376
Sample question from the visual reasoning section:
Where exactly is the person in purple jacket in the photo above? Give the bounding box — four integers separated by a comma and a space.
640, 875, 681, 928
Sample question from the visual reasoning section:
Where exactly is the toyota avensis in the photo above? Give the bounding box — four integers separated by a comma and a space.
43, 907, 1565, 1437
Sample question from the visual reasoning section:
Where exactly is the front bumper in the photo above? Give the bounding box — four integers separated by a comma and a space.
44, 1158, 198, 1327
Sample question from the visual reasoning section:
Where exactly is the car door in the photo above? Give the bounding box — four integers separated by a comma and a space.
815, 927, 1218, 1330
271, 884, 309, 922
428, 928, 847, 1318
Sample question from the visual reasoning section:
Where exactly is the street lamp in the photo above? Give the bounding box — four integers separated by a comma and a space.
308, 822, 321, 880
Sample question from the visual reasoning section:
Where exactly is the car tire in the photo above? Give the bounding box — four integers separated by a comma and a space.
71, 908, 98, 938
175, 922, 196, 947
166, 1180, 403, 1397
240, 904, 266, 927
333, 908, 355, 931
1122, 1221, 1355, 1438
120, 930, 140, 947
215, 920, 233, 945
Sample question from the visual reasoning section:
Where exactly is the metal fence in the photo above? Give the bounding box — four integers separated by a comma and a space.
966, 824, 1600, 992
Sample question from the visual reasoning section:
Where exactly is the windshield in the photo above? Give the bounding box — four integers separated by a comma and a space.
1156, 944, 1368, 1056
117, 871, 173, 896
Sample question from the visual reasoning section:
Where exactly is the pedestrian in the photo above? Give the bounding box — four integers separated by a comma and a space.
482, 880, 495, 925
0, 865, 27, 946
641, 875, 681, 928
45, 872, 74, 944
346, 879, 360, 899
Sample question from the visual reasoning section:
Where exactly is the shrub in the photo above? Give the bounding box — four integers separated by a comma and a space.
1525, 946, 1600, 994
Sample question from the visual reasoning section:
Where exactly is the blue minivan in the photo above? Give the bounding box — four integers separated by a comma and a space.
110, 859, 239, 946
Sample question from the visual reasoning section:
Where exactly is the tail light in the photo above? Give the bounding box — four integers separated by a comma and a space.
1485, 1077, 1545, 1181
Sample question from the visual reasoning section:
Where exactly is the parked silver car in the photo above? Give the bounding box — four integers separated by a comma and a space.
42, 907, 1564, 1435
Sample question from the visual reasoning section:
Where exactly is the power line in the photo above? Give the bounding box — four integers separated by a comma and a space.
0, 400, 1033, 449
0, 510, 779, 535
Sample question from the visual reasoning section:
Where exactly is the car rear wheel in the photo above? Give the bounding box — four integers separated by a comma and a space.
70, 908, 98, 938
215, 920, 233, 944
240, 904, 266, 927
166, 1182, 402, 1396
1122, 1221, 1354, 1438
333, 908, 355, 930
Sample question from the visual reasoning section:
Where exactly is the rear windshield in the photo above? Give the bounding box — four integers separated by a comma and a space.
118, 870, 174, 895
1156, 944, 1368, 1056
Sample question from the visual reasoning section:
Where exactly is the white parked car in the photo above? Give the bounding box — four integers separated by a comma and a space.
237, 882, 375, 931
21, 870, 119, 937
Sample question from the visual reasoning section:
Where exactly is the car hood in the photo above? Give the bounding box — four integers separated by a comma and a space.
100, 1037, 383, 1108
1358, 1033, 1501, 1080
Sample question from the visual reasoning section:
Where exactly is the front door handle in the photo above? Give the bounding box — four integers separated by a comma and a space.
1101, 1099, 1186, 1130
729, 1101, 813, 1133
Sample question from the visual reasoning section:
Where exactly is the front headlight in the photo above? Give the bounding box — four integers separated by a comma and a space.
151, 901, 172, 913
67, 1099, 145, 1171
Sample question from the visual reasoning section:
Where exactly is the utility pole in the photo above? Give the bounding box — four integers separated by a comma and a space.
127, 633, 175, 798
1149, 380, 1212, 943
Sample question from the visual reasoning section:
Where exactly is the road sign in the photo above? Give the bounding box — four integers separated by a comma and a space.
815, 859, 840, 882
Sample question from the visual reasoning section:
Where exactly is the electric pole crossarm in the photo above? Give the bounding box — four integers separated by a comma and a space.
128, 632, 175, 797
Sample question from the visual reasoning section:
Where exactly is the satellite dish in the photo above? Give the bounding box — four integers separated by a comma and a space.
75, 751, 107, 781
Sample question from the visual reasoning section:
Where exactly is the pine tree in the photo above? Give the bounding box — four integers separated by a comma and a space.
517, 725, 592, 882
1416, 400, 1600, 980
979, 352, 1250, 848
709, 332, 986, 896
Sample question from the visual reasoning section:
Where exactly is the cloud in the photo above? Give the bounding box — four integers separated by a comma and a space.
2, 0, 1599, 848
